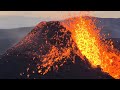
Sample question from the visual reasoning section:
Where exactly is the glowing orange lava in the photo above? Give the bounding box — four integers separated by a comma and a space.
62, 16, 120, 79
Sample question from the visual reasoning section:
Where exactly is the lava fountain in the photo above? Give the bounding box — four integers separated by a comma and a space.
62, 16, 120, 79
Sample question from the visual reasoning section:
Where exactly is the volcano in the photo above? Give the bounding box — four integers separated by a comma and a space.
0, 19, 114, 79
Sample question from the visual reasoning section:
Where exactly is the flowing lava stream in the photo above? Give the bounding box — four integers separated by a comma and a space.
62, 16, 120, 79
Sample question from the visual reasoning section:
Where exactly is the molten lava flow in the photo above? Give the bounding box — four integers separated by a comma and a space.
36, 36, 83, 75
37, 46, 71, 75
62, 17, 102, 67
62, 16, 120, 79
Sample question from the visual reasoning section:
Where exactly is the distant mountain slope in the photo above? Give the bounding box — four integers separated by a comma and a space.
96, 18, 120, 38
0, 27, 33, 54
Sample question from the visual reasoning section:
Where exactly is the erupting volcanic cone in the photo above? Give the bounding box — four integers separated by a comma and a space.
0, 19, 114, 79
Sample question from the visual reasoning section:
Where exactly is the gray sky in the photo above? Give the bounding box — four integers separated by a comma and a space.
0, 11, 120, 19
0, 11, 120, 29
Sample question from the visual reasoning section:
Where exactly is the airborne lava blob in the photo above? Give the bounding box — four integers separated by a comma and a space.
62, 16, 120, 79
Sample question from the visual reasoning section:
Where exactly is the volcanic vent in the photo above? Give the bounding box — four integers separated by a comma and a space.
0, 17, 114, 79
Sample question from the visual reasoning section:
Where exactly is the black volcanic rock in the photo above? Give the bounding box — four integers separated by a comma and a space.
0, 21, 114, 79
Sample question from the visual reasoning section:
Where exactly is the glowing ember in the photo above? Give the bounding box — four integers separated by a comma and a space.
62, 16, 120, 79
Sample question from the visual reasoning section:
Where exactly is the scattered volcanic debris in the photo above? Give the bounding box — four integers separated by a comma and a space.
0, 16, 117, 79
